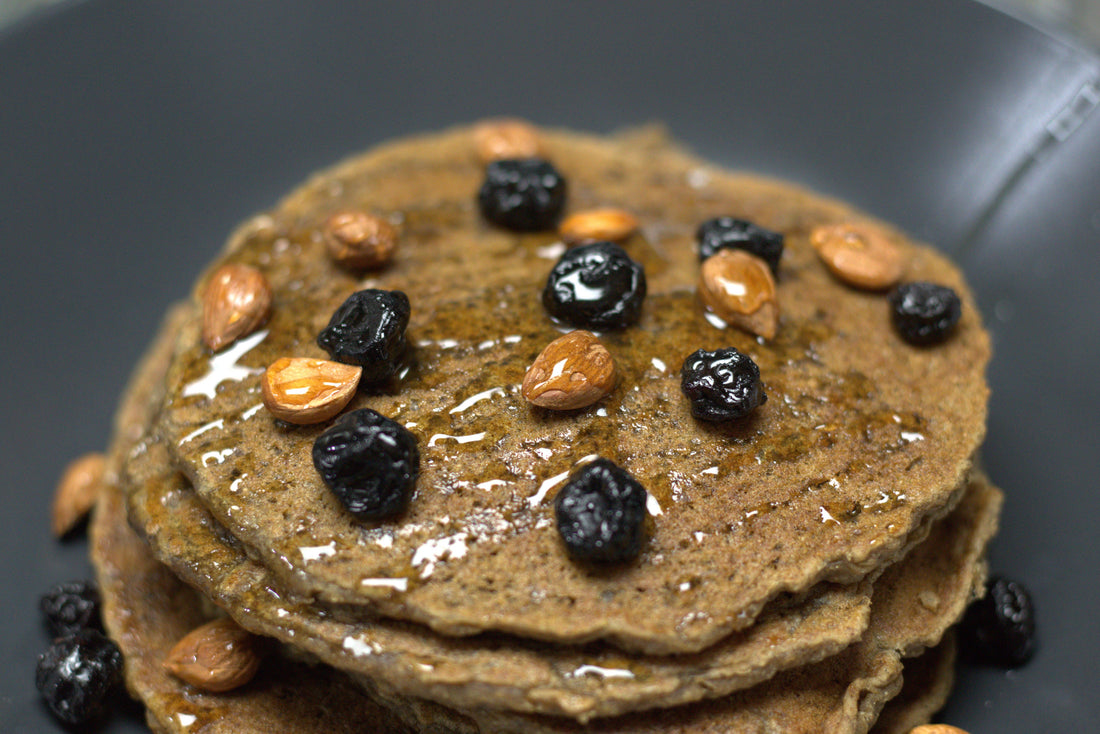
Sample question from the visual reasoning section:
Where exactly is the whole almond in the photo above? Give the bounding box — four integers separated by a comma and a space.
810, 222, 905, 290
559, 208, 639, 244
51, 452, 105, 537
164, 617, 261, 692
909, 726, 970, 734
202, 264, 272, 351
261, 357, 362, 425
323, 211, 398, 270
522, 331, 616, 410
699, 249, 779, 339
473, 118, 542, 162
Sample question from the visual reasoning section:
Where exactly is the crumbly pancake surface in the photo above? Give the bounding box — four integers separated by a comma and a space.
91, 308, 413, 734
870, 637, 957, 734
152, 125, 990, 653
123, 309, 875, 720
92, 308, 997, 733
367, 476, 999, 734
128, 436, 872, 720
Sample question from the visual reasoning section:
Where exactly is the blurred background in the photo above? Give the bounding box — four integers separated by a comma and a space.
2, 0, 1099, 48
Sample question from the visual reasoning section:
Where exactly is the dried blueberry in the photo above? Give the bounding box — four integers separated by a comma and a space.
317, 289, 410, 382
889, 281, 961, 345
478, 158, 567, 231
40, 580, 100, 638
542, 241, 647, 329
962, 575, 1037, 667
680, 348, 767, 422
696, 217, 784, 274
36, 629, 122, 725
554, 459, 647, 563
312, 408, 419, 520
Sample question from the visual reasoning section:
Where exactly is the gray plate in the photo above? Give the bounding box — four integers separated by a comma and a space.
2, 1, 1097, 731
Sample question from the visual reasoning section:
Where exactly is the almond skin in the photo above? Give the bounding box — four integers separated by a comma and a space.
323, 211, 398, 270
473, 118, 543, 162
51, 452, 105, 537
201, 264, 272, 351
698, 249, 779, 339
810, 222, 905, 290
559, 208, 639, 244
164, 617, 261, 693
261, 358, 362, 425
522, 331, 616, 410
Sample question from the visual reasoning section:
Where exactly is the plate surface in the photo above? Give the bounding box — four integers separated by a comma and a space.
2, 1, 1098, 731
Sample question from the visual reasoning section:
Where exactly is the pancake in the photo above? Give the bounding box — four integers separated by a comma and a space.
869, 636, 956, 734
124, 308, 875, 720
91, 306, 413, 733
90, 316, 995, 733
151, 124, 990, 653
94, 479, 413, 734
92, 469, 966, 734
356, 477, 999, 734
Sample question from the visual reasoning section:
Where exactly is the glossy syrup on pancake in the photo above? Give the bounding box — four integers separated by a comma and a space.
153, 126, 990, 653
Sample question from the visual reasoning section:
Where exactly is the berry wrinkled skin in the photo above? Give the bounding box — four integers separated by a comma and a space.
696, 217, 784, 274
962, 576, 1037, 667
36, 629, 122, 725
554, 459, 647, 563
680, 348, 767, 421
317, 289, 410, 382
478, 158, 567, 231
40, 580, 100, 638
889, 281, 961, 345
312, 409, 420, 521
543, 241, 647, 329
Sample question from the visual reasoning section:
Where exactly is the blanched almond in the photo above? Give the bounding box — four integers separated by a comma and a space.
473, 118, 543, 162
698, 250, 779, 339
810, 222, 905, 290
261, 358, 362, 425
522, 331, 615, 410
164, 617, 260, 693
323, 211, 398, 270
202, 264, 272, 351
559, 208, 639, 244
51, 452, 105, 537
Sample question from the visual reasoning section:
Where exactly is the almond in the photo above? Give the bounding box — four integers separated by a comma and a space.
473, 118, 542, 162
909, 726, 970, 734
559, 208, 639, 244
323, 211, 398, 270
164, 617, 261, 693
522, 331, 616, 410
201, 264, 273, 351
51, 452, 105, 537
698, 249, 779, 339
809, 222, 905, 290
261, 357, 362, 425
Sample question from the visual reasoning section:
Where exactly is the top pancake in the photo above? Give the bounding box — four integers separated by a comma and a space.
153, 124, 990, 653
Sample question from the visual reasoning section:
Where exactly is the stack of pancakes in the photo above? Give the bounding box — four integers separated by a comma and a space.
89, 125, 998, 733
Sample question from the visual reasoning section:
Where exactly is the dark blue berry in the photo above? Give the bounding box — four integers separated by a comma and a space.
40, 580, 100, 638
680, 348, 767, 422
554, 459, 647, 563
312, 408, 420, 520
889, 282, 961, 345
542, 241, 646, 329
317, 289, 410, 382
962, 575, 1037, 667
696, 217, 784, 274
478, 158, 567, 231
36, 629, 122, 725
